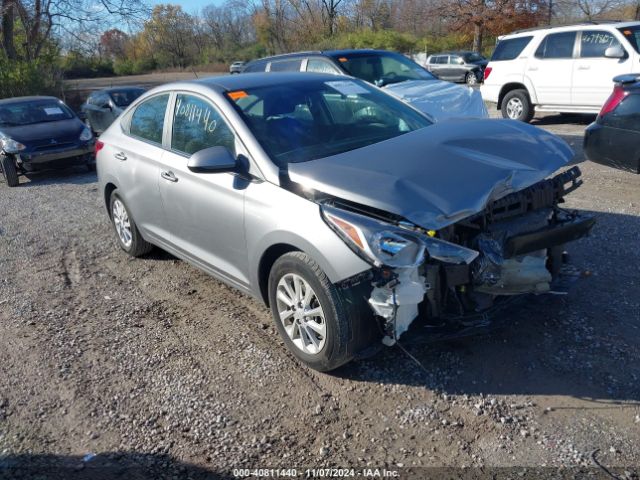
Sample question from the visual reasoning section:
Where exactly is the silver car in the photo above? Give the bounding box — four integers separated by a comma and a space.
97, 73, 594, 371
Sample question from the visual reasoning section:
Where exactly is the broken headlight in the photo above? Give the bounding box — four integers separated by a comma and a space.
322, 205, 426, 268
322, 205, 479, 268
0, 131, 26, 154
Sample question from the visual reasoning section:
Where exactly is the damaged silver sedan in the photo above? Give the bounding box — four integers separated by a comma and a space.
97, 73, 594, 371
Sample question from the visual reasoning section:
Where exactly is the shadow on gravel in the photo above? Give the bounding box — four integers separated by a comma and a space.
0, 452, 230, 480
20, 168, 96, 187
531, 113, 596, 127
337, 209, 640, 404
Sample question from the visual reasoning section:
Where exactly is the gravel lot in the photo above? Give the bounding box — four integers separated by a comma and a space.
1, 99, 639, 479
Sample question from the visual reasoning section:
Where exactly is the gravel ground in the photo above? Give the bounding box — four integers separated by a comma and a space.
0, 105, 639, 480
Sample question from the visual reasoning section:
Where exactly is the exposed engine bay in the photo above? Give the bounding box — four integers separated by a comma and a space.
326, 166, 595, 345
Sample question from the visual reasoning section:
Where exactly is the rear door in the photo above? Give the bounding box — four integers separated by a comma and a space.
448, 55, 466, 81
158, 92, 250, 287
116, 93, 171, 242
572, 29, 633, 108
526, 31, 577, 105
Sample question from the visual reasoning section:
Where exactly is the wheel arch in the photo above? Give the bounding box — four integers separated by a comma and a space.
104, 182, 118, 218
498, 82, 531, 110
257, 243, 301, 306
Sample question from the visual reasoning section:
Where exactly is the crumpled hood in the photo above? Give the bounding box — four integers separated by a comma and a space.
0, 118, 84, 145
287, 119, 575, 230
384, 80, 488, 120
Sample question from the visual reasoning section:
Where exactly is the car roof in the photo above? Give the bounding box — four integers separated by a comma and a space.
246, 48, 399, 64
166, 72, 347, 93
501, 20, 640, 38
0, 96, 61, 106
100, 87, 146, 93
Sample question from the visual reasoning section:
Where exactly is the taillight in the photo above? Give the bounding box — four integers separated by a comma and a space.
95, 140, 104, 156
600, 86, 627, 116
484, 67, 492, 81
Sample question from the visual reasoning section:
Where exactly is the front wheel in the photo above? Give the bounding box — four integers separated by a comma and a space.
501, 89, 534, 122
0, 155, 19, 187
268, 252, 357, 371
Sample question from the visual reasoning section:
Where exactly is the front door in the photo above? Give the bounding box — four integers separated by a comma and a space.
572, 30, 633, 108
158, 92, 250, 287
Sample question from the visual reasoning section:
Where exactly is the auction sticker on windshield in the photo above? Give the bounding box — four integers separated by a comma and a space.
44, 107, 64, 115
326, 80, 369, 96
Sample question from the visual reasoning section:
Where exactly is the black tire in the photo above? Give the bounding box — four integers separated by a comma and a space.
109, 191, 153, 257
501, 89, 534, 122
0, 155, 19, 187
268, 252, 371, 371
465, 71, 478, 85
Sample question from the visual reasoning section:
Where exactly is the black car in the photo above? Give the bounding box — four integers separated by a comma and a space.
584, 74, 640, 174
81, 87, 145, 136
425, 51, 488, 85
0, 96, 95, 187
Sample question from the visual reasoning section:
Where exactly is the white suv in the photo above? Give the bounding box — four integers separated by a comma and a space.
482, 21, 640, 121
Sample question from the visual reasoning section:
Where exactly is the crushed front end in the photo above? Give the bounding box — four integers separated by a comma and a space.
323, 166, 594, 346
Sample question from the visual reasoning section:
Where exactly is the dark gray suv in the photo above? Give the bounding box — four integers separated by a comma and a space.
425, 51, 488, 85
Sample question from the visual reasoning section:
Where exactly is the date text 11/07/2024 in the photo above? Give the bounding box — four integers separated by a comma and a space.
232, 468, 400, 478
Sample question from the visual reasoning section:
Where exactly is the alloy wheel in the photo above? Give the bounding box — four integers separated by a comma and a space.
506, 97, 524, 119
275, 273, 327, 355
112, 198, 132, 248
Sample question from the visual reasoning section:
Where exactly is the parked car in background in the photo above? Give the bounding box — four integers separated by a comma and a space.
81, 87, 146, 136
97, 73, 593, 371
425, 51, 488, 85
229, 61, 245, 74
242, 49, 488, 121
0, 96, 95, 187
584, 73, 640, 173
482, 21, 640, 122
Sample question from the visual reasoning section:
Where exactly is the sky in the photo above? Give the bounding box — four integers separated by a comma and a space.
147, 0, 224, 14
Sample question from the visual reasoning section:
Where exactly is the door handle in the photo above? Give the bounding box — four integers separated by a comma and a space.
528, 66, 538, 71
577, 65, 591, 70
114, 152, 127, 161
161, 171, 178, 183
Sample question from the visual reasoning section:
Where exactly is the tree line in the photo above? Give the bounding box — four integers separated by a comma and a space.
2, 0, 640, 94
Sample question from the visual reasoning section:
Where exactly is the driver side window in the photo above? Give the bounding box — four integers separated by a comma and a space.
171, 94, 236, 156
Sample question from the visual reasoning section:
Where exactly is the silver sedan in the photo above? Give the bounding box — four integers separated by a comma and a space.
97, 72, 594, 371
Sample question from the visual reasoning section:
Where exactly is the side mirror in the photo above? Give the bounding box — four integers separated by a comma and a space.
187, 146, 237, 173
605, 45, 625, 59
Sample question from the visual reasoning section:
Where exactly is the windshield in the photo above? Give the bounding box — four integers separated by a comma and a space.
619, 26, 640, 53
110, 89, 145, 107
332, 52, 435, 86
0, 99, 74, 126
227, 78, 432, 165
463, 52, 485, 62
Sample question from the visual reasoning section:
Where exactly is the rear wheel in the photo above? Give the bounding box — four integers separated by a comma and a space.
109, 191, 153, 257
268, 252, 358, 371
501, 89, 534, 122
465, 71, 478, 85
0, 155, 19, 187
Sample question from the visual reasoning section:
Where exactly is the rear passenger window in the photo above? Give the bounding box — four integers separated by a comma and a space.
269, 59, 302, 72
491, 36, 533, 61
243, 62, 266, 73
580, 30, 621, 58
435, 56, 448, 64
306, 59, 339, 74
129, 94, 169, 144
171, 94, 236, 156
535, 32, 576, 59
